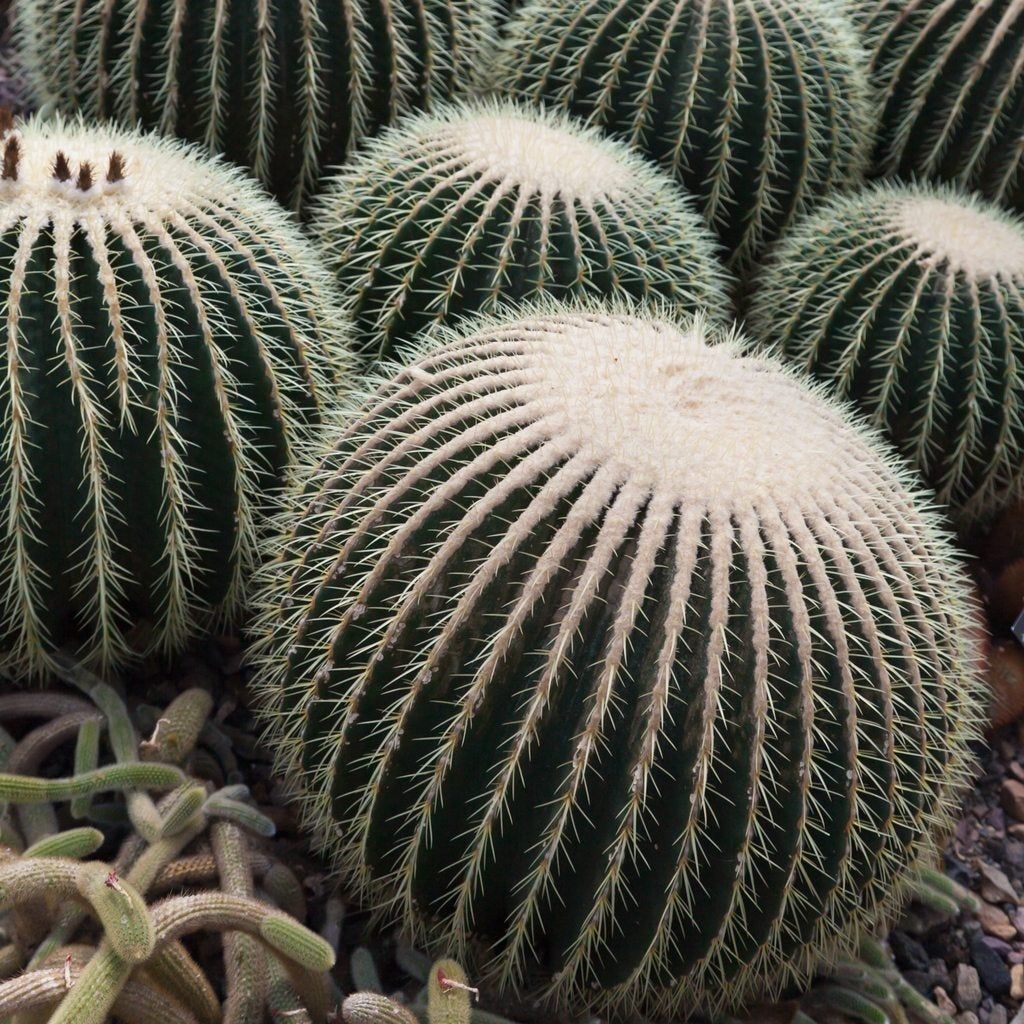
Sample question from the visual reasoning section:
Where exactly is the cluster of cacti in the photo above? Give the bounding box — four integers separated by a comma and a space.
0, 657, 336, 1024
749, 183, 1024, 520
490, 0, 874, 269
0, 115, 350, 682
15, 0, 498, 208
313, 100, 731, 362
855, 0, 1024, 213
252, 304, 983, 1019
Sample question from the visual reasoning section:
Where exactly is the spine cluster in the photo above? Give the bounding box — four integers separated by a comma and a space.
0, 117, 349, 679
17, 0, 498, 208
253, 304, 982, 1020
492, 0, 874, 269
313, 101, 731, 363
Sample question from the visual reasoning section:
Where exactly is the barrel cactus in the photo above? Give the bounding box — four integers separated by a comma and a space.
0, 116, 349, 680
312, 101, 731, 363
252, 303, 982, 1019
491, 0, 874, 270
749, 182, 1024, 521
855, 0, 1024, 213
16, 0, 498, 209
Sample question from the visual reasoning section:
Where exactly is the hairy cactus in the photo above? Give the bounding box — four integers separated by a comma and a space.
16, 0, 497, 208
313, 101, 731, 363
854, 0, 1024, 213
748, 182, 1024, 521
0, 665, 336, 1024
0, 116, 350, 680
491, 0, 874, 269
252, 303, 982, 1019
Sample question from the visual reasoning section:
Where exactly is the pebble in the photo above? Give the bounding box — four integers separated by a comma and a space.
979, 861, 1020, 904
1013, 963, 1024, 1001
1001, 778, 1024, 823
957, 964, 983, 1010
971, 933, 1012, 997
978, 902, 1018, 941
937, 987, 959, 1014
992, 1006, 1009, 1024
958, 1012, 981, 1024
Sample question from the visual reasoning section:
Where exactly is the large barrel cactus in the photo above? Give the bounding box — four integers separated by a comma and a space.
855, 0, 1024, 213
749, 182, 1024, 521
0, 116, 349, 680
313, 101, 731, 363
16, 0, 497, 209
491, 0, 874, 269
252, 303, 982, 1019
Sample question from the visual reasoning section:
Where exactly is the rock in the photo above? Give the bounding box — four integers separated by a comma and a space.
958, 1012, 981, 1024
1012, 963, 1024, 1001
936, 987, 958, 1015
1010, 823, 1024, 839
956, 964, 983, 1011
978, 902, 1018, 941
970, 933, 1011, 997
991, 1006, 1009, 1024
990, 644, 1024, 732
891, 930, 931, 972
978, 861, 1020, 903
1001, 778, 1024, 822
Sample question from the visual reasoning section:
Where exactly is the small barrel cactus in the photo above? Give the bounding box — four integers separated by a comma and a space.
855, 0, 1024, 213
16, 0, 498, 209
749, 182, 1024, 521
491, 0, 874, 269
0, 116, 349, 680
253, 302, 982, 1019
312, 100, 731, 363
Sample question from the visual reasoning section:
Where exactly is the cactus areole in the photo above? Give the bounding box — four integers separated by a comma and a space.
254, 305, 982, 1019
0, 117, 348, 679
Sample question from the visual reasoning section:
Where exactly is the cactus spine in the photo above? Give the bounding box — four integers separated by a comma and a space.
855, 0, 1024, 213
0, 116, 350, 680
17, 0, 498, 208
749, 182, 1024, 521
253, 302, 982, 1019
491, 0, 874, 269
313, 101, 731, 363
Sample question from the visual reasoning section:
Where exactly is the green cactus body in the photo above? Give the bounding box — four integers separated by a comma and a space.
252, 303, 982, 1019
17, 0, 497, 209
749, 183, 1024, 521
312, 101, 731, 363
491, 0, 873, 270
0, 118, 349, 680
855, 0, 1024, 213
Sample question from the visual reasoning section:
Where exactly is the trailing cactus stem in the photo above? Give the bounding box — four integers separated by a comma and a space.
253, 302, 983, 1019
0, 763, 184, 803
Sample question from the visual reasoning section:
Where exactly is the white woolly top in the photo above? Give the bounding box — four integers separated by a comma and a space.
512, 312, 863, 506
895, 194, 1024, 279
437, 110, 631, 198
0, 118, 268, 222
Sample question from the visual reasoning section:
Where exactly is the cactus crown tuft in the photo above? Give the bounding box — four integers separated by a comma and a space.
894, 193, 1024, 279
253, 300, 982, 1021
312, 101, 731, 363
